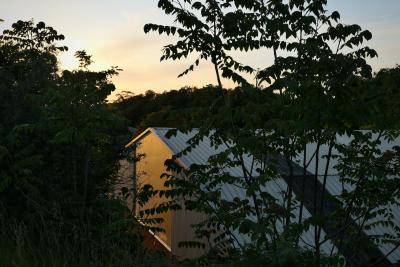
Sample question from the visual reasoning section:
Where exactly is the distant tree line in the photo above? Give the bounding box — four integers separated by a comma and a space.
114, 65, 400, 133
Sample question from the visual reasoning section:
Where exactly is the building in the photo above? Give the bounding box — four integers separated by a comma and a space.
121, 127, 400, 265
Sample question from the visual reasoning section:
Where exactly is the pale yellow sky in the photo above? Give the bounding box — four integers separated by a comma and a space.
1, 0, 400, 101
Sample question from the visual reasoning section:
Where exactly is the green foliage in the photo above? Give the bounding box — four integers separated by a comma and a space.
1, 20, 68, 52
144, 1, 400, 266
214, 241, 344, 267
75, 50, 94, 69
0, 20, 170, 266
113, 85, 227, 132
0, 206, 171, 267
367, 66, 400, 128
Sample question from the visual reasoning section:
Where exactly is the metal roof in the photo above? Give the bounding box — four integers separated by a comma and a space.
299, 137, 400, 264
130, 127, 399, 263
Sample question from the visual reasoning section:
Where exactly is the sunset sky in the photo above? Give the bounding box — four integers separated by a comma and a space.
1, 0, 400, 100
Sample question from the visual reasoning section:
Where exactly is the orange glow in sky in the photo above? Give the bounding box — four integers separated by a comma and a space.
1, 0, 400, 101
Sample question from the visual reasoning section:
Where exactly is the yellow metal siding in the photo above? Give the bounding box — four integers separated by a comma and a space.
136, 132, 173, 249
135, 131, 207, 259
172, 195, 208, 258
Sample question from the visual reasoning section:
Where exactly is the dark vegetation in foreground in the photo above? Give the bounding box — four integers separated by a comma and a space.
2, 0, 400, 265
0, 20, 171, 267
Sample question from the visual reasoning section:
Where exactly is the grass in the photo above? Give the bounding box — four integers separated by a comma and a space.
0, 217, 172, 267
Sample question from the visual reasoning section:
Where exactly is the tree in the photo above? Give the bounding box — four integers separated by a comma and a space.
0, 19, 127, 244
145, 1, 400, 266
367, 66, 400, 128
113, 85, 237, 133
0, 20, 67, 212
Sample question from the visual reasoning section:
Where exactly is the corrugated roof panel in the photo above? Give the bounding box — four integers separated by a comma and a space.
297, 134, 400, 264
149, 128, 337, 255
313, 174, 400, 263
143, 128, 399, 263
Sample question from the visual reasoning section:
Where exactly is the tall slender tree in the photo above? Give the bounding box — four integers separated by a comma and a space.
145, 1, 400, 266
